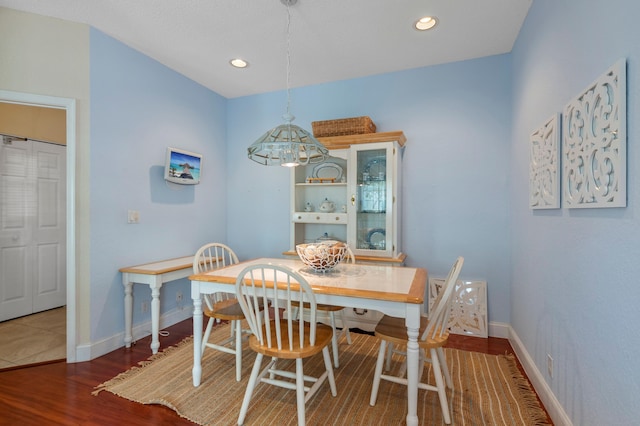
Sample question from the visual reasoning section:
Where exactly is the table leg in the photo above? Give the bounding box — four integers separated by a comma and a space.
405, 307, 421, 426
192, 292, 203, 386
150, 278, 163, 354
123, 276, 134, 348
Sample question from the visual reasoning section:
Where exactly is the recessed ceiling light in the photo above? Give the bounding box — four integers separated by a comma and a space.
415, 16, 438, 31
230, 58, 248, 68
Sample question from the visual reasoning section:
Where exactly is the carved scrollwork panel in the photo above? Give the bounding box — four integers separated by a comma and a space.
562, 59, 626, 208
429, 278, 488, 338
530, 113, 561, 209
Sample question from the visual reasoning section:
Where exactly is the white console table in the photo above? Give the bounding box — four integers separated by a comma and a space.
120, 255, 194, 354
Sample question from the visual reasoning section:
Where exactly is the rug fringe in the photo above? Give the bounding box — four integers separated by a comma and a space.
503, 354, 553, 426
92, 336, 194, 396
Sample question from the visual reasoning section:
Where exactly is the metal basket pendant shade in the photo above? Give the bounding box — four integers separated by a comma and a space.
248, 113, 328, 166
247, 0, 329, 167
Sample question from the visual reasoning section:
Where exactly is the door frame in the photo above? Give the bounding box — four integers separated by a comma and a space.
0, 90, 77, 362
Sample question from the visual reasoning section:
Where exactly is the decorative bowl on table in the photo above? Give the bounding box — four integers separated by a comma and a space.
296, 241, 348, 272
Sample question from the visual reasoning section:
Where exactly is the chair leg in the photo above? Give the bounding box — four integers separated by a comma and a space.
338, 310, 352, 344
269, 356, 277, 380
328, 312, 340, 368
436, 346, 453, 389
201, 317, 215, 356
322, 346, 338, 396
430, 348, 451, 425
417, 348, 425, 381
295, 358, 306, 426
370, 339, 387, 406
234, 319, 243, 381
385, 342, 394, 371
238, 353, 263, 425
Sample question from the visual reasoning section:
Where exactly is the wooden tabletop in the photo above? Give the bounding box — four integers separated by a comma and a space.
190, 257, 426, 305
119, 255, 194, 275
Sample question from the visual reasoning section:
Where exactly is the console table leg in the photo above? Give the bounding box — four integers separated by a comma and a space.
150, 278, 162, 354
123, 277, 134, 348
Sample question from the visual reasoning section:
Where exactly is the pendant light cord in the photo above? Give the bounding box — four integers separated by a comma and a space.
246, 0, 329, 167
285, 2, 292, 120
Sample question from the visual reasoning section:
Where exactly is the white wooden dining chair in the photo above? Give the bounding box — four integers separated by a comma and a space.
369, 256, 464, 425
193, 242, 246, 381
235, 263, 337, 426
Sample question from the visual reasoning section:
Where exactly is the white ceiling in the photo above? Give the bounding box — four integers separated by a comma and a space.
0, 0, 532, 99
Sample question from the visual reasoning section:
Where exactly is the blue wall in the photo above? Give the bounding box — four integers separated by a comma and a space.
83, 2, 640, 422
89, 28, 228, 341
227, 55, 513, 324
511, 1, 640, 424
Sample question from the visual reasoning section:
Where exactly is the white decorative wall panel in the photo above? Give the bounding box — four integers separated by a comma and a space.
562, 59, 626, 208
429, 278, 487, 338
530, 113, 561, 209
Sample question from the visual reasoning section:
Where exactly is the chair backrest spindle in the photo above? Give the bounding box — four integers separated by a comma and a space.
235, 264, 319, 353
193, 243, 239, 274
193, 243, 240, 309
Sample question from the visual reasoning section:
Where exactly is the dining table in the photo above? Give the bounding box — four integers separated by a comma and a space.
189, 257, 427, 426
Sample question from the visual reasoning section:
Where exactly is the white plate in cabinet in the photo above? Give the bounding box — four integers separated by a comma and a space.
292, 212, 347, 224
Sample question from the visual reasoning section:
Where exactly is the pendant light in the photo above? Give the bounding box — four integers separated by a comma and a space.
247, 0, 329, 167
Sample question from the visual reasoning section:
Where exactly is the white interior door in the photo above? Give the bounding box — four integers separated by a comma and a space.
0, 139, 31, 321
32, 141, 66, 312
0, 138, 66, 321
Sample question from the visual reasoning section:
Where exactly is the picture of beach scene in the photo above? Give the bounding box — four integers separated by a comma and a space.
167, 150, 201, 182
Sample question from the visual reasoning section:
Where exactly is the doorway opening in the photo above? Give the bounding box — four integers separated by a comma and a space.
0, 90, 77, 363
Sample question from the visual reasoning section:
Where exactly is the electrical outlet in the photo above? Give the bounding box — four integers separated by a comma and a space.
141, 301, 149, 313
547, 354, 553, 378
176, 291, 183, 303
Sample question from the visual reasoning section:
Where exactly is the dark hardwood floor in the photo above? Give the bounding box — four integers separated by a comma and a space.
0, 319, 551, 425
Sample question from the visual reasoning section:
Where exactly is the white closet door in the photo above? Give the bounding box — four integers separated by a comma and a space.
0, 139, 66, 321
0, 140, 32, 321
32, 141, 66, 312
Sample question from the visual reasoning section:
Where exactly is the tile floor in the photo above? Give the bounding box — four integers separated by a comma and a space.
0, 307, 66, 370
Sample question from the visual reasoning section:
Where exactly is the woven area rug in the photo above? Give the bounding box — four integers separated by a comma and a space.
94, 324, 551, 425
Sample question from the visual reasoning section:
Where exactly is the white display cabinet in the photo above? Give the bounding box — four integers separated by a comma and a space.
348, 141, 401, 259
287, 131, 406, 264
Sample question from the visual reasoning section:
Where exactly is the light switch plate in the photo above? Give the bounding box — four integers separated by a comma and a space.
127, 210, 140, 224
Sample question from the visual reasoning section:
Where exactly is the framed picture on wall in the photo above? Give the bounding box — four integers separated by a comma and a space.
164, 147, 203, 185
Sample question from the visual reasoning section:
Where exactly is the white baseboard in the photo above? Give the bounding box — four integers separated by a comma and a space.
488, 321, 509, 338
85, 306, 193, 361
75, 313, 507, 362
508, 326, 573, 426
74, 344, 92, 363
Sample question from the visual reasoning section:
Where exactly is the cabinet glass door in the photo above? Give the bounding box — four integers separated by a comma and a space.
350, 143, 393, 256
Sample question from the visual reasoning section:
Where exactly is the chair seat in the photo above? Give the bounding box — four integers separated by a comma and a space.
291, 301, 345, 312
204, 298, 245, 321
249, 320, 334, 359
375, 315, 449, 348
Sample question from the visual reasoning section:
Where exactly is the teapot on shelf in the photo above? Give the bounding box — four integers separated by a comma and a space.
319, 198, 335, 213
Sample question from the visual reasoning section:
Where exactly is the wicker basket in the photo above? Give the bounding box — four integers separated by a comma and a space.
312, 116, 376, 137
